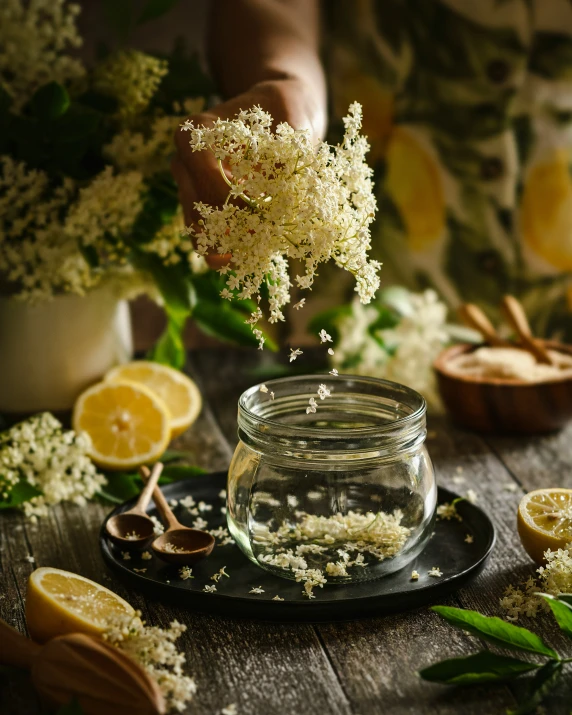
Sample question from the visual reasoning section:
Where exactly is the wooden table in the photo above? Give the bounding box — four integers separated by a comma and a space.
2, 348, 572, 715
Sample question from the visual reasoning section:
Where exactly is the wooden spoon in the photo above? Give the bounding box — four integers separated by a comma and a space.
458, 303, 509, 347
0, 619, 165, 715
501, 295, 554, 365
140, 466, 215, 566
106, 462, 164, 550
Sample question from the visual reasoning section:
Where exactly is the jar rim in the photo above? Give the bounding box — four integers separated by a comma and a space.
238, 373, 426, 442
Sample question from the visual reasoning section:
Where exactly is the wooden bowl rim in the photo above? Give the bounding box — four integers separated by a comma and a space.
433, 341, 572, 387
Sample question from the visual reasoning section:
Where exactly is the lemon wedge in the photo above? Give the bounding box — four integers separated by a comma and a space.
105, 361, 202, 438
73, 380, 170, 470
518, 488, 572, 564
26, 567, 135, 643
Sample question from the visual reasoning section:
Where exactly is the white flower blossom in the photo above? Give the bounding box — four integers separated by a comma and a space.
319, 329, 333, 343
179, 103, 380, 331
289, 348, 303, 362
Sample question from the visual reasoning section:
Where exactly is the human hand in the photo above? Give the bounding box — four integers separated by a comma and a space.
171, 77, 325, 268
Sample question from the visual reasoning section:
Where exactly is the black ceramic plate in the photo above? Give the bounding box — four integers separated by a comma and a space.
100, 473, 495, 622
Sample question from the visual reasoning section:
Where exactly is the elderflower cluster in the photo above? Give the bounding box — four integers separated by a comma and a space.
93, 49, 168, 119
254, 508, 411, 597
64, 166, 145, 260
500, 544, 572, 621
0, 0, 84, 111
105, 99, 204, 176
0, 412, 106, 519
103, 612, 196, 713
332, 289, 450, 409
176, 103, 379, 338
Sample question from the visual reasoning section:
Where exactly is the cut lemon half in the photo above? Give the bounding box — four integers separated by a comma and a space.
26, 567, 135, 643
73, 380, 170, 470
518, 488, 572, 564
105, 361, 202, 438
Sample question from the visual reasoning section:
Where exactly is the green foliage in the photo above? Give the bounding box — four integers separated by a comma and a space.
420, 597, 572, 713
98, 462, 206, 504
29, 82, 70, 120
430, 606, 558, 658
419, 651, 538, 685
0, 479, 42, 509
193, 300, 278, 352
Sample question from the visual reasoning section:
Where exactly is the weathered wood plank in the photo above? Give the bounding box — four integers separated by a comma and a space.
0, 353, 351, 715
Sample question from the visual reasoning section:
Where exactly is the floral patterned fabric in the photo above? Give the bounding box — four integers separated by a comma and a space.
328, 0, 572, 339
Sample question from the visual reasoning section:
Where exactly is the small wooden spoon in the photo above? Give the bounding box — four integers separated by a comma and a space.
501, 295, 554, 365
106, 462, 164, 550
140, 466, 215, 566
0, 619, 165, 715
458, 303, 509, 347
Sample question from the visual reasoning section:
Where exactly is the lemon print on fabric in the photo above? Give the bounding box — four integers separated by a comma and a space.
522, 149, 572, 271
333, 72, 394, 163
385, 127, 445, 252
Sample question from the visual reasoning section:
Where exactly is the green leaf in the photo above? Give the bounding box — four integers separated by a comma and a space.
102, 0, 133, 41
0, 479, 42, 510
98, 472, 141, 504
160, 465, 207, 483
432, 607, 558, 658
194, 300, 278, 351
543, 595, 572, 639
307, 305, 352, 345
507, 661, 563, 715
419, 651, 539, 685
149, 313, 187, 369
554, 593, 572, 608
30, 82, 70, 120
137, 0, 180, 25
161, 449, 194, 464
56, 698, 86, 715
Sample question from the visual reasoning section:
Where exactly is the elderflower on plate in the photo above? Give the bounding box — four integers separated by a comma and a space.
179, 103, 380, 333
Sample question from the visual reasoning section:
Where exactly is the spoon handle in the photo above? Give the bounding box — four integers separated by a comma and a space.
458, 303, 508, 347
0, 619, 41, 669
134, 462, 164, 514
501, 295, 553, 365
140, 466, 182, 530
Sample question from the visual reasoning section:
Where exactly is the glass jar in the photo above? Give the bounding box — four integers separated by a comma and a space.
227, 375, 436, 585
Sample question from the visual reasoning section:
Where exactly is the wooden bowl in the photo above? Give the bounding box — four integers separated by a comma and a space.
434, 342, 572, 434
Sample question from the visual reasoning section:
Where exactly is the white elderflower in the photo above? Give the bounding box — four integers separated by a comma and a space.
249, 587, 265, 594
141, 551, 152, 561
179, 495, 196, 509
0, 412, 106, 518
103, 612, 196, 712
203, 584, 217, 593
317, 384, 331, 400
319, 329, 333, 344
272, 595, 285, 602
464, 534, 474, 544
211, 566, 229, 583
259, 384, 268, 393
466, 489, 478, 504
411, 570, 420, 580
0, 0, 85, 111
329, 369, 339, 376
25, 555, 35, 564
289, 348, 303, 362
198, 501, 212, 513
306, 397, 318, 415
328, 348, 335, 356
436, 501, 462, 522
428, 567, 442, 578
93, 49, 168, 118
293, 299, 305, 310
122, 552, 131, 560
133, 568, 147, 574
180, 104, 380, 331
192, 517, 208, 530
270, 391, 275, 400
179, 566, 193, 581
219, 490, 227, 500
150, 515, 165, 535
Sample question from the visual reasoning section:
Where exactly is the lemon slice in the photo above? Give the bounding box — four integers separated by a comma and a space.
518, 488, 572, 564
105, 361, 202, 438
26, 567, 135, 643
73, 380, 170, 470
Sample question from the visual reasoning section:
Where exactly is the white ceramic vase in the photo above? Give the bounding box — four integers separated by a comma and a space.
0, 286, 133, 413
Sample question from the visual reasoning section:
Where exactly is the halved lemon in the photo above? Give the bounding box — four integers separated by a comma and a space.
26, 567, 135, 643
518, 488, 572, 564
73, 380, 170, 470
105, 361, 202, 438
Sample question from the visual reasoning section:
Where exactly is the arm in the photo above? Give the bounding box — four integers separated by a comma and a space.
172, 0, 326, 266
